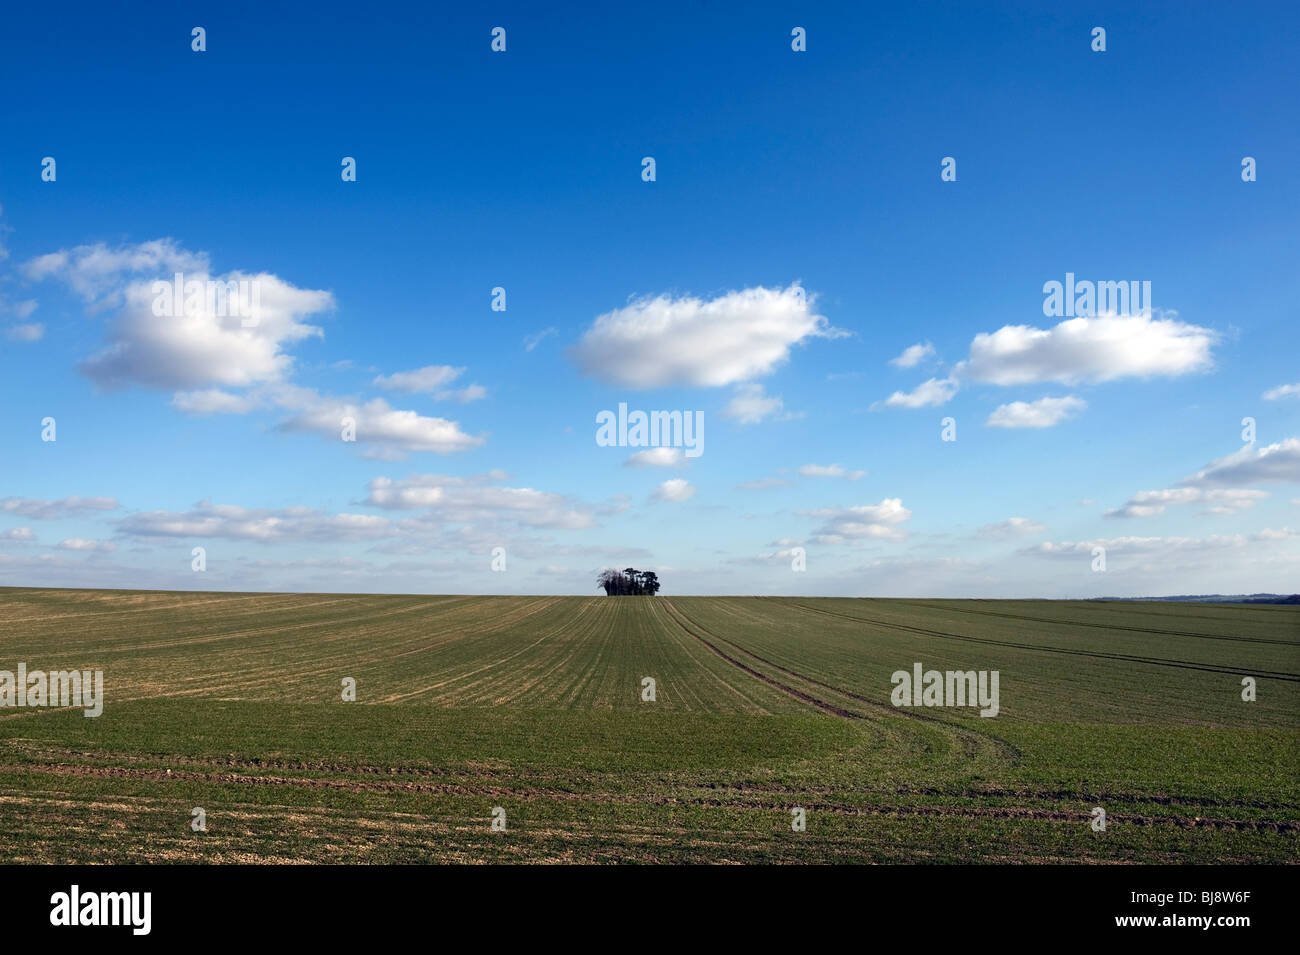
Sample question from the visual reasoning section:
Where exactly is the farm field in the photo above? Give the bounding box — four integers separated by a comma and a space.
0, 587, 1296, 864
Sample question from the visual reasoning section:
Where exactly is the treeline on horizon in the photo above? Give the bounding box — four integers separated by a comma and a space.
597, 568, 661, 596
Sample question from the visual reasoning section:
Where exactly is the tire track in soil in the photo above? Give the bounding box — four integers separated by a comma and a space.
780, 600, 1300, 681
658, 601, 861, 719
889, 599, 1300, 648
663, 599, 1020, 763
645, 599, 782, 714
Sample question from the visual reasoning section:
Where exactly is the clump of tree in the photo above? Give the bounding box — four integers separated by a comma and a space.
597, 567, 661, 596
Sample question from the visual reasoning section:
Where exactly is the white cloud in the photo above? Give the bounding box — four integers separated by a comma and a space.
364, 473, 595, 529
168, 381, 484, 455
570, 284, 841, 388
1106, 487, 1267, 518
276, 389, 484, 456
871, 376, 957, 410
25, 240, 334, 390
961, 314, 1215, 386
22, 239, 485, 458
1263, 383, 1300, 401
373, 365, 464, 394
804, 498, 911, 541
89, 273, 330, 390
889, 342, 935, 368
729, 546, 808, 566
976, 517, 1046, 539
798, 464, 866, 480
24, 239, 208, 307
118, 500, 393, 542
721, 382, 787, 424
986, 395, 1086, 428
524, 327, 557, 351
1180, 438, 1300, 488
5, 323, 43, 343
1, 496, 119, 519
435, 384, 487, 403
652, 479, 696, 502
58, 538, 116, 552
625, 448, 688, 468
1029, 528, 1298, 559
0, 527, 35, 541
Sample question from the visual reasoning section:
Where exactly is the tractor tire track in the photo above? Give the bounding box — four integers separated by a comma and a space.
780, 600, 1300, 681
658, 601, 861, 719
890, 599, 1300, 648
664, 599, 1021, 761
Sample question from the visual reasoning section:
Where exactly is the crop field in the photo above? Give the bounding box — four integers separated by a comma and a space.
1, 587, 1296, 864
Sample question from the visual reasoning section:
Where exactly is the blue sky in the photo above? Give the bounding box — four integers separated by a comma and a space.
1, 0, 1297, 597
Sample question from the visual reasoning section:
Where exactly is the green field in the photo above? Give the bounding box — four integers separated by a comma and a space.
1, 588, 1296, 863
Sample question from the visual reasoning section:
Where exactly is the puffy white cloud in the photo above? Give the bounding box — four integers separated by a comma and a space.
985, 395, 1086, 428
276, 389, 484, 456
373, 365, 464, 394
652, 478, 696, 502
0, 527, 35, 541
721, 382, 787, 424
570, 284, 841, 388
889, 342, 935, 368
1106, 487, 1267, 518
118, 500, 393, 542
873, 315, 1214, 415
25, 239, 333, 390
976, 517, 1046, 539
1180, 438, 1300, 488
21, 238, 488, 459
79, 271, 331, 390
1, 496, 119, 519
871, 376, 957, 410
625, 448, 688, 468
961, 314, 1215, 386
364, 473, 595, 529
804, 498, 911, 542
1263, 383, 1300, 401
23, 239, 208, 307
798, 464, 866, 480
